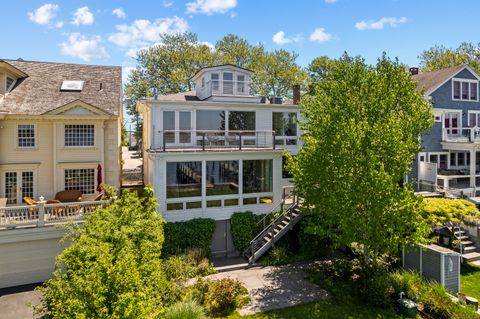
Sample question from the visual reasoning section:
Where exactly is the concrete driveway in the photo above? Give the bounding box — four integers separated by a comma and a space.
0, 285, 41, 319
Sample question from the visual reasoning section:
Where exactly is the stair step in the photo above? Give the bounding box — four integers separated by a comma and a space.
463, 246, 477, 253
457, 235, 470, 240
455, 231, 466, 235
463, 252, 480, 262
461, 241, 475, 246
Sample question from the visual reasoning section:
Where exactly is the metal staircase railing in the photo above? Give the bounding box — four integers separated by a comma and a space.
243, 188, 301, 264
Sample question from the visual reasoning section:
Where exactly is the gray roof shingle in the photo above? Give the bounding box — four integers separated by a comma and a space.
0, 59, 121, 116
412, 65, 465, 95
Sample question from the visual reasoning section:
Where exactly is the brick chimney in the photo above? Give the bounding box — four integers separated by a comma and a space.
292, 84, 300, 105
409, 67, 419, 76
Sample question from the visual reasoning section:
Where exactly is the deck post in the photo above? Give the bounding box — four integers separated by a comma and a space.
37, 197, 46, 227
239, 133, 242, 150
202, 132, 206, 151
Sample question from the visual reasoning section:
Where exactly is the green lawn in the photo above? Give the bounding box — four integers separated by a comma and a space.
461, 262, 480, 300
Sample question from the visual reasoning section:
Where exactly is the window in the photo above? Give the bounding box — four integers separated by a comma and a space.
22, 171, 34, 200
206, 161, 239, 196
64, 169, 95, 194
453, 79, 479, 101
6, 77, 15, 92
450, 151, 470, 167
64, 125, 94, 147
237, 74, 245, 94
429, 153, 448, 169
163, 111, 175, 143
273, 112, 297, 136
243, 160, 273, 193
60, 80, 84, 91
211, 73, 219, 92
223, 72, 234, 94
166, 162, 202, 198
229, 111, 255, 131
469, 111, 480, 127
196, 110, 225, 131
17, 124, 35, 148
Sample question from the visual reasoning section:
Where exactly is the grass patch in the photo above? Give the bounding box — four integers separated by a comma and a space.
461, 262, 480, 300
228, 285, 403, 319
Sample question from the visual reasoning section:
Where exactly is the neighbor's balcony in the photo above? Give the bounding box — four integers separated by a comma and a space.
151, 130, 279, 152
196, 80, 253, 99
442, 127, 480, 143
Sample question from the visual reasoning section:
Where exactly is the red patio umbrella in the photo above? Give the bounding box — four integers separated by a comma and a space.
96, 163, 103, 192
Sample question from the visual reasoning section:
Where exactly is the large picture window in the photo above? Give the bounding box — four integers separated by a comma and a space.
166, 161, 202, 198
243, 160, 273, 193
229, 111, 255, 131
65, 124, 94, 147
64, 169, 95, 194
196, 110, 225, 131
17, 124, 35, 148
206, 161, 239, 196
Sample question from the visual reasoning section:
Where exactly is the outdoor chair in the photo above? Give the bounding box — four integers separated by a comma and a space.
54, 190, 82, 203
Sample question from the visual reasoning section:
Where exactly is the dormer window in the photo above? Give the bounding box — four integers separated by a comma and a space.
6, 76, 15, 92
211, 73, 220, 92
453, 79, 478, 101
223, 72, 233, 94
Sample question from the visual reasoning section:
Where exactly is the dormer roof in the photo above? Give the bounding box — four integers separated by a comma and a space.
192, 64, 253, 81
0, 60, 28, 78
412, 65, 480, 96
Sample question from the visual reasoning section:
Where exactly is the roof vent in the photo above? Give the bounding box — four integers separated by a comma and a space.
61, 80, 84, 91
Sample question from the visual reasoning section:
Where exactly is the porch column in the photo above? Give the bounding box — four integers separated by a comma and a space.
471, 149, 476, 193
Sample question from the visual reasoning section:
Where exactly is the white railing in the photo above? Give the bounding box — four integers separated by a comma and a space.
442, 127, 480, 142
0, 200, 107, 230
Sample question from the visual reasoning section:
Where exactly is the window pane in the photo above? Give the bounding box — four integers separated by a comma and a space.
196, 110, 225, 131
243, 160, 273, 193
206, 161, 239, 196
163, 111, 175, 143
6, 77, 14, 90
470, 114, 477, 127
471, 82, 478, 100
462, 82, 469, 99
64, 125, 94, 147
5, 172, 17, 204
450, 153, 456, 166
64, 169, 95, 194
211, 73, 219, 91
223, 72, 233, 94
229, 111, 255, 131
458, 153, 465, 166
166, 162, 202, 198
22, 171, 34, 200
453, 81, 461, 99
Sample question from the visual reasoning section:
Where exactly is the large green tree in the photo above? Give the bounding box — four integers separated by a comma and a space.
37, 187, 175, 318
419, 42, 480, 74
289, 54, 433, 262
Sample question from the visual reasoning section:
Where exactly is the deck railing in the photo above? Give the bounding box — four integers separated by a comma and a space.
152, 130, 277, 151
0, 200, 107, 230
442, 127, 480, 143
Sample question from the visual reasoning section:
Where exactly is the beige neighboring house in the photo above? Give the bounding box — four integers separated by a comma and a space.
0, 59, 122, 205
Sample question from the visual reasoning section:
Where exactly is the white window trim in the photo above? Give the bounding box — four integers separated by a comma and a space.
427, 152, 449, 169
63, 124, 96, 148
449, 151, 470, 168
452, 78, 479, 102
63, 167, 97, 195
468, 111, 480, 127
16, 124, 37, 149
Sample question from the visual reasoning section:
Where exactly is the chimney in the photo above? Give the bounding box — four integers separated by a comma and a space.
293, 84, 300, 105
409, 67, 419, 76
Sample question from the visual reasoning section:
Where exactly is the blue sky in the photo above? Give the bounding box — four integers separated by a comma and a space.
2, 0, 479, 81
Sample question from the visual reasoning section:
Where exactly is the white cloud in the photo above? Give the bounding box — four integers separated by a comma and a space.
28, 3, 59, 25
108, 17, 189, 48
309, 28, 332, 43
200, 41, 215, 51
163, 0, 174, 7
55, 21, 64, 28
122, 66, 136, 84
272, 31, 302, 45
186, 0, 237, 15
60, 33, 109, 61
112, 8, 126, 19
355, 17, 407, 31
72, 6, 94, 26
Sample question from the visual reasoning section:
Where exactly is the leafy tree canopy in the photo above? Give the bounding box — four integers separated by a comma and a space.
419, 42, 480, 74
288, 53, 434, 262
423, 198, 480, 226
37, 187, 175, 318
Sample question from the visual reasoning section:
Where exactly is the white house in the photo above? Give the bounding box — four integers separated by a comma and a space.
137, 64, 301, 254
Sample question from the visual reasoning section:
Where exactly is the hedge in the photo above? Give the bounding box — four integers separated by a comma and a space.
423, 198, 480, 226
163, 218, 216, 257
230, 212, 265, 252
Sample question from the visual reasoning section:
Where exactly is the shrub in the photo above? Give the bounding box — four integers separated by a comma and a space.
423, 198, 480, 226
357, 266, 395, 308
231, 212, 264, 252
164, 300, 206, 319
192, 278, 250, 317
163, 219, 216, 257
163, 253, 216, 282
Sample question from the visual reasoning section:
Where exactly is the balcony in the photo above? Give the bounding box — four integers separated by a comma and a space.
151, 130, 279, 152
442, 127, 480, 143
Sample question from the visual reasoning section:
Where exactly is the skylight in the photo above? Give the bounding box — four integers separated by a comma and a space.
61, 80, 84, 91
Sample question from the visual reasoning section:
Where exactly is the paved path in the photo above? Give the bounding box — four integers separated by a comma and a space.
0, 287, 41, 319
206, 263, 329, 315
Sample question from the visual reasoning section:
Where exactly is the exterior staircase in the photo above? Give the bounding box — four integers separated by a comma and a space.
244, 199, 302, 265
453, 226, 480, 264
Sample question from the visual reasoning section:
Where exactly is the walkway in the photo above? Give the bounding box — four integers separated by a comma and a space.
206, 263, 329, 315
0, 285, 41, 319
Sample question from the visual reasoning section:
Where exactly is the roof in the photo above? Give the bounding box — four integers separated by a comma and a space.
152, 90, 200, 102
412, 65, 466, 95
0, 59, 121, 116
192, 64, 254, 80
